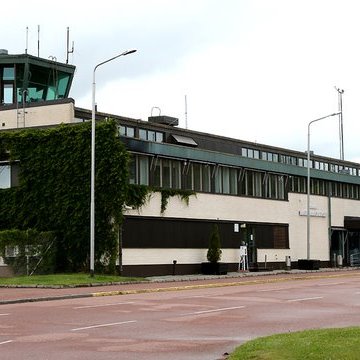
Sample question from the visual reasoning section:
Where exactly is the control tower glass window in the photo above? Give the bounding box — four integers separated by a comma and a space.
27, 64, 71, 102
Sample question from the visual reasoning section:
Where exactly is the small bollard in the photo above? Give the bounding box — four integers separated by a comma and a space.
172, 260, 177, 275
285, 255, 291, 270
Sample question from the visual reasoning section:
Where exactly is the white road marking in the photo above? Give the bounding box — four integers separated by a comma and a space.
0, 340, 13, 346
73, 301, 134, 309
257, 287, 289, 292
287, 296, 323, 302
184, 306, 245, 315
71, 320, 137, 331
318, 282, 345, 286
0, 314, 10, 316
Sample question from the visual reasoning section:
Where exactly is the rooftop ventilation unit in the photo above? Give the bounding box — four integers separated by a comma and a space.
0, 49, 8, 55
148, 115, 179, 127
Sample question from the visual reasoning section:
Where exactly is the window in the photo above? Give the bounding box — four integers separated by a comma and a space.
202, 165, 211, 192
254, 224, 289, 249
222, 167, 230, 194
183, 162, 193, 190
138, 156, 149, 185
0, 165, 11, 189
171, 161, 181, 189
3, 83, 13, 104
3, 67, 15, 81
129, 158, 136, 184
229, 168, 238, 195
119, 125, 135, 137
214, 166, 222, 193
162, 159, 171, 188
139, 128, 164, 142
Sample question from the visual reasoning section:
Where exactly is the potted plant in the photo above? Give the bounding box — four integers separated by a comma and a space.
201, 224, 228, 275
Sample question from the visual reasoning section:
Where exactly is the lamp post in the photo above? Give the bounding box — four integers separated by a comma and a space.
90, 49, 137, 277
306, 112, 341, 260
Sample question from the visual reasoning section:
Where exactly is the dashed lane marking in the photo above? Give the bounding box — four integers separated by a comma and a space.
0, 340, 13, 346
71, 320, 137, 332
183, 306, 246, 315
287, 296, 323, 302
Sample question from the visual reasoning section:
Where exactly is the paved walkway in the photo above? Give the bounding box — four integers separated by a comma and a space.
0, 267, 359, 305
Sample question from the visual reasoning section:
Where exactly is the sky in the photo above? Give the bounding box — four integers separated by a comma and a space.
2, 0, 360, 162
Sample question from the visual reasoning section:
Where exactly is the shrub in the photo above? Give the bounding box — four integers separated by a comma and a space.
207, 224, 222, 263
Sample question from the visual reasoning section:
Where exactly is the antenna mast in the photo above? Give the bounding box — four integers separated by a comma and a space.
185, 94, 188, 129
25, 26, 28, 54
37, 25, 40, 57
335, 86, 345, 160
66, 27, 74, 64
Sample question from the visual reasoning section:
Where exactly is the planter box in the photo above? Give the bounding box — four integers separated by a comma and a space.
298, 259, 320, 270
201, 262, 228, 275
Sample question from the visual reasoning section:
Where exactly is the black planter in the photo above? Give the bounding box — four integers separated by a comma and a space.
201, 262, 228, 275
298, 259, 320, 270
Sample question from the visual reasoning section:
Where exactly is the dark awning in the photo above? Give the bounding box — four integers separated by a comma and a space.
171, 134, 198, 147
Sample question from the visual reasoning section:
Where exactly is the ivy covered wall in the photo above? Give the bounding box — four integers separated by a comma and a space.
0, 120, 129, 272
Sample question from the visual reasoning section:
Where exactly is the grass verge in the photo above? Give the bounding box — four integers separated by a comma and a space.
229, 327, 360, 360
0, 273, 145, 286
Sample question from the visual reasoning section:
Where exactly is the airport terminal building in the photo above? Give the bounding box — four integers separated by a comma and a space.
1, 51, 360, 276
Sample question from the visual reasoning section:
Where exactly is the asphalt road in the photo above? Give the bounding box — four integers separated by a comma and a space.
1, 271, 360, 359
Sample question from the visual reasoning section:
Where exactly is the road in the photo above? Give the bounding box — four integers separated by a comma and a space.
1, 272, 360, 359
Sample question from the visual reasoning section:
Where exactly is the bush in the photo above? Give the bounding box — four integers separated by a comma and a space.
207, 224, 222, 263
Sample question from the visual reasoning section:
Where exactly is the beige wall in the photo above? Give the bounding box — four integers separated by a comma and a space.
331, 197, 360, 227
124, 191, 360, 266
0, 102, 78, 130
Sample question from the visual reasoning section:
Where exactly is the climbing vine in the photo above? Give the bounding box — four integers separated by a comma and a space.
126, 184, 195, 214
0, 120, 129, 273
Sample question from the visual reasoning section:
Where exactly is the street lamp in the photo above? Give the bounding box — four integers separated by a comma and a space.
90, 49, 137, 277
306, 112, 341, 260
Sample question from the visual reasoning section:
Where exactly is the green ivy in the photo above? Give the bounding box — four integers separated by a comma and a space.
159, 188, 195, 213
0, 120, 129, 273
126, 184, 195, 214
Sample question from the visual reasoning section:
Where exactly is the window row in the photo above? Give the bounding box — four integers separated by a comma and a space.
242, 146, 359, 176
119, 125, 163, 143
118, 124, 359, 177
130, 155, 287, 200
130, 154, 360, 201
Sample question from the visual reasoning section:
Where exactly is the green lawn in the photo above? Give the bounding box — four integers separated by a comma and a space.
0, 273, 145, 286
229, 327, 360, 360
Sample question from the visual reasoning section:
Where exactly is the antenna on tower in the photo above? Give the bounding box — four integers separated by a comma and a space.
334, 86, 345, 160
185, 94, 188, 129
25, 26, 29, 54
37, 25, 40, 57
66, 27, 74, 64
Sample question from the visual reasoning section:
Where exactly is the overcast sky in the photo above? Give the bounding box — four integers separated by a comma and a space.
2, 0, 360, 162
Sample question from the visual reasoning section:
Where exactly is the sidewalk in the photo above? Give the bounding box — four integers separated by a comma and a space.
0, 268, 358, 305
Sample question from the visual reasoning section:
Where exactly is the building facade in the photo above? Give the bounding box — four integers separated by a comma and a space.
1, 51, 360, 276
